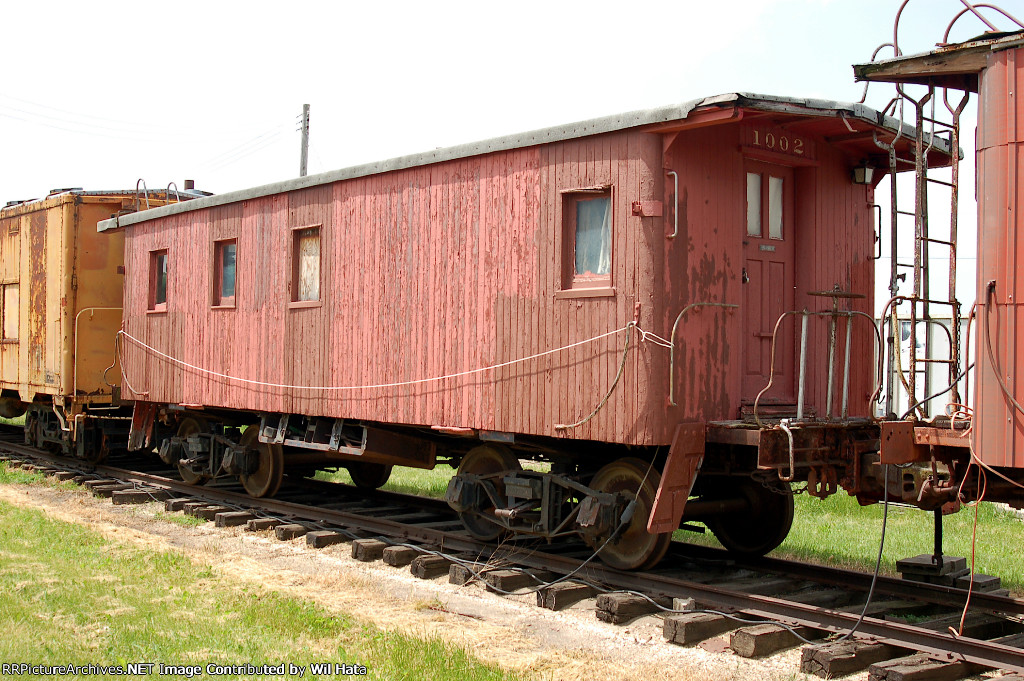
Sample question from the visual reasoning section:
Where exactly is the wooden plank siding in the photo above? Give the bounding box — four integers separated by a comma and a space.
122, 131, 673, 445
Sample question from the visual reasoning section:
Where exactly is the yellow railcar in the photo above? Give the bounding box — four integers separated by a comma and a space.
0, 189, 184, 460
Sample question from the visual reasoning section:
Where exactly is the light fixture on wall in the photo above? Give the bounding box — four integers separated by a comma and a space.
852, 161, 875, 185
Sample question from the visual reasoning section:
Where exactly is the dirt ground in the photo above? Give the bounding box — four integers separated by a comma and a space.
0, 481, 964, 681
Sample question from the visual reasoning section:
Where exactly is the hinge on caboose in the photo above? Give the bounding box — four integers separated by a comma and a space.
71, 273, 78, 290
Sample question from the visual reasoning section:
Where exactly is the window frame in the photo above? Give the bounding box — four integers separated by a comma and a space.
289, 224, 323, 309
147, 249, 168, 313
745, 170, 785, 241
212, 238, 238, 309
558, 186, 615, 297
0, 281, 18, 343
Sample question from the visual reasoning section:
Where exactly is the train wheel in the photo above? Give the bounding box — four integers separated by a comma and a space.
175, 418, 210, 486
347, 462, 393, 490
585, 458, 672, 571
239, 426, 284, 498
26, 412, 48, 448
81, 438, 108, 465
456, 444, 522, 541
705, 478, 794, 556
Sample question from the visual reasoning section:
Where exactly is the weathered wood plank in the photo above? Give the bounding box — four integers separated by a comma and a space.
730, 623, 827, 658
382, 545, 419, 568
410, 554, 452, 579
664, 611, 740, 646
801, 640, 903, 678
306, 531, 346, 549
536, 582, 596, 611
867, 653, 980, 681
596, 593, 669, 625
351, 538, 388, 561
274, 523, 308, 540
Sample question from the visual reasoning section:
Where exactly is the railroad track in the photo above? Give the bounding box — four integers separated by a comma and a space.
3, 435, 1024, 680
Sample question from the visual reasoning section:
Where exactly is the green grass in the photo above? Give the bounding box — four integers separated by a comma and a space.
0, 500, 524, 681
0, 462, 78, 490
315, 464, 456, 498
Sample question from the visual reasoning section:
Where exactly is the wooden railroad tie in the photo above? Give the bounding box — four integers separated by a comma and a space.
870, 632, 1024, 681
180, 502, 210, 516
801, 610, 1022, 678
802, 640, 902, 679
664, 611, 741, 646
596, 592, 671, 625
306, 530, 347, 549
214, 511, 256, 527
351, 538, 389, 561
90, 483, 135, 498
111, 489, 174, 505
382, 546, 419, 567
536, 582, 597, 611
52, 471, 77, 482
731, 622, 829, 658
410, 554, 452, 579
449, 562, 485, 586
163, 498, 192, 512
484, 569, 558, 594
274, 524, 309, 541
195, 506, 233, 521
867, 653, 982, 681
245, 518, 282, 532
82, 479, 121, 490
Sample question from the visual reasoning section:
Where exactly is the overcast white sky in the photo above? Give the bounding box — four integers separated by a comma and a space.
1, 0, 1020, 312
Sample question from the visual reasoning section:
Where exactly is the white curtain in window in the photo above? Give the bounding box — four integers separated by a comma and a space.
575, 197, 611, 277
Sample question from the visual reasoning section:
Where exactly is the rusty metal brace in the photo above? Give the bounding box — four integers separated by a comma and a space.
778, 418, 796, 482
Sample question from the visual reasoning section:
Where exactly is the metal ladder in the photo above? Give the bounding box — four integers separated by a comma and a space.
877, 84, 969, 418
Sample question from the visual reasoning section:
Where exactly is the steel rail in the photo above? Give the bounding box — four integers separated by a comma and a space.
673, 544, 1024, 619
3, 440, 1024, 672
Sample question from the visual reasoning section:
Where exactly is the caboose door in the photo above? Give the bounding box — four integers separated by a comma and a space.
741, 161, 795, 402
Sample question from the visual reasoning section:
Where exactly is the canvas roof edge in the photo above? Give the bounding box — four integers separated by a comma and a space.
97, 91, 952, 233
852, 29, 1024, 91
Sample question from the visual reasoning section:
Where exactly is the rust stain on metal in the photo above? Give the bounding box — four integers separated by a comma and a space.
879, 420, 924, 465
647, 422, 705, 533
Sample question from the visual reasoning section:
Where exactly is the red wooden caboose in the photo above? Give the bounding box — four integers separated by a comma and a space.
103, 93, 944, 568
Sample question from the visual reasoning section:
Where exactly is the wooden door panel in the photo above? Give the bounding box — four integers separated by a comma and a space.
742, 161, 795, 402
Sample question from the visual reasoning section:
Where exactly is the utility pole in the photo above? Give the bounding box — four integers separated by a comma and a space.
299, 103, 310, 177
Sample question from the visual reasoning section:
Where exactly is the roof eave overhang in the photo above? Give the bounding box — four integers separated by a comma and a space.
852, 30, 1024, 92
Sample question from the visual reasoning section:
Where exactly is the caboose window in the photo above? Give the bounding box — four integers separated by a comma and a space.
292, 226, 320, 303
575, 196, 611, 277
149, 250, 168, 311
1, 283, 18, 340
562, 189, 612, 290
213, 239, 237, 307
746, 171, 785, 240
768, 176, 784, 239
746, 173, 762, 236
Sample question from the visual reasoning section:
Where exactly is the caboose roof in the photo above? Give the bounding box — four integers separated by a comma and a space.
853, 29, 1024, 92
99, 91, 953, 233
